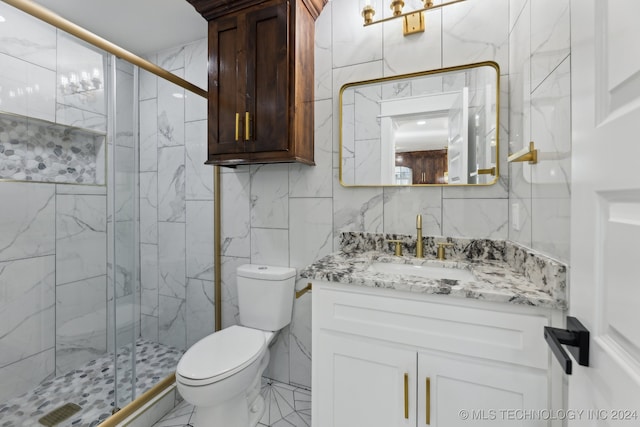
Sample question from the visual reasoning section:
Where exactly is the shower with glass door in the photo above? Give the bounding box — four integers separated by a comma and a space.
0, 3, 195, 424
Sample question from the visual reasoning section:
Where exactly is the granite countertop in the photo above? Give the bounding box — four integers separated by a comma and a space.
299, 233, 568, 310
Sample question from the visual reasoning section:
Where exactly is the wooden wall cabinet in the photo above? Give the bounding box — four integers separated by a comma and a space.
396, 149, 448, 184
186, 0, 327, 166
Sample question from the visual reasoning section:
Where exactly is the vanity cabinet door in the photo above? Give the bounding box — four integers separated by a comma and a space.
316, 331, 417, 427
417, 352, 549, 426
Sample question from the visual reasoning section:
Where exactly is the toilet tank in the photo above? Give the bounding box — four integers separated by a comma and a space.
237, 264, 296, 331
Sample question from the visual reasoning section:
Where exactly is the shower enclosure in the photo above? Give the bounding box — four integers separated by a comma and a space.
0, 2, 212, 425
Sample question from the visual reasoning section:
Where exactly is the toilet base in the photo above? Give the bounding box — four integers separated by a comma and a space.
180, 349, 270, 427
192, 393, 249, 427
189, 383, 265, 427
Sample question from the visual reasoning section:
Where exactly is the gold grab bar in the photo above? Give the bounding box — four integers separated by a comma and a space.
404, 373, 409, 419
295, 283, 312, 299
508, 141, 538, 164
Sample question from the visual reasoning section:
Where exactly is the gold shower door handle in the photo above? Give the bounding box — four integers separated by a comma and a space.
235, 113, 239, 141
426, 377, 431, 425
404, 373, 409, 419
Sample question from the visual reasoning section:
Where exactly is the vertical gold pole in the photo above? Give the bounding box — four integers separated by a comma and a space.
214, 166, 222, 331
426, 377, 431, 425
404, 373, 409, 419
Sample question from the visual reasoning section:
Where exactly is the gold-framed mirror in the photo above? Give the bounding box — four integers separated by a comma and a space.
339, 61, 500, 187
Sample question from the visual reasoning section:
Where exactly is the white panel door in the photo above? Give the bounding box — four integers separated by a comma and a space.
570, 0, 640, 424
315, 331, 417, 427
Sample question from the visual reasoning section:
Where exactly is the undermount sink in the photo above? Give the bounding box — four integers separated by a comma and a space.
366, 261, 475, 281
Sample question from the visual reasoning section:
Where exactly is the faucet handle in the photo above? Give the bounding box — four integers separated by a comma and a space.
387, 240, 404, 256
436, 242, 454, 260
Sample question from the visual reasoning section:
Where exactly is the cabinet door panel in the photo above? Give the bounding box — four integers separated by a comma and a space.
316, 331, 417, 427
245, 0, 289, 152
209, 16, 245, 155
418, 352, 548, 426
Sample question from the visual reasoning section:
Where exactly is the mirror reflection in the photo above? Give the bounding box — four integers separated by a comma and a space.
339, 61, 499, 186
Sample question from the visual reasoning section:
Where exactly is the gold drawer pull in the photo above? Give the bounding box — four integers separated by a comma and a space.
235, 112, 239, 141
245, 112, 251, 141
404, 373, 409, 419
426, 377, 431, 425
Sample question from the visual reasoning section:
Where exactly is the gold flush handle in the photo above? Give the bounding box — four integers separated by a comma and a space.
295, 283, 312, 299
436, 242, 454, 260
387, 240, 403, 256
404, 373, 409, 419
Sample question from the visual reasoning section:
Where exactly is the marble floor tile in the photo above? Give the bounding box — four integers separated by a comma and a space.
152, 378, 312, 427
0, 339, 183, 427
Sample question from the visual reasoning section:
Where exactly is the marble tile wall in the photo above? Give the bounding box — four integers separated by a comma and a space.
211, 0, 515, 390
0, 3, 182, 407
0, 1, 113, 402
139, 38, 214, 352
508, 0, 571, 263
215, 0, 569, 389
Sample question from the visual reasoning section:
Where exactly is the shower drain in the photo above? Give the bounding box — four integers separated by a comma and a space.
38, 402, 82, 426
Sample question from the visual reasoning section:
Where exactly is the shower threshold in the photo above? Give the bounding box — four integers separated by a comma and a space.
0, 340, 183, 427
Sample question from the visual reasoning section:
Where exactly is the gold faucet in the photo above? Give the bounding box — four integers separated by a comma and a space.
436, 242, 454, 260
416, 214, 423, 258
387, 240, 403, 256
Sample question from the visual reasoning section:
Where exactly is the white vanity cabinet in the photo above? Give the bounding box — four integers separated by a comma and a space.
312, 281, 564, 427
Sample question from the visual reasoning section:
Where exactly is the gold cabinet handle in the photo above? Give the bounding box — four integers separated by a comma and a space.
235, 112, 239, 141
404, 373, 409, 419
426, 377, 431, 425
245, 112, 251, 141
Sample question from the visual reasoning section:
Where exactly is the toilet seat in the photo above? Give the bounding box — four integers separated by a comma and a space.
177, 325, 266, 386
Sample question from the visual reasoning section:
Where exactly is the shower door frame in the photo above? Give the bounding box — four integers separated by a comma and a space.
108, 55, 140, 413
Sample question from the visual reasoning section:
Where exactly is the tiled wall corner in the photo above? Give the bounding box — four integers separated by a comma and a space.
508, 0, 572, 263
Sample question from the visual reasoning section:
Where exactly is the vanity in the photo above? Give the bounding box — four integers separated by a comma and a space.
302, 232, 567, 427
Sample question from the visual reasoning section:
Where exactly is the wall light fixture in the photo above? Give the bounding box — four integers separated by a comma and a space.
361, 0, 466, 36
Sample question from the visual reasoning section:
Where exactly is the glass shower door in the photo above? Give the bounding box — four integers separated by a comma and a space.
108, 55, 140, 411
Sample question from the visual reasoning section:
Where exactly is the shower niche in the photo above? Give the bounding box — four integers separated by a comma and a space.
0, 112, 106, 185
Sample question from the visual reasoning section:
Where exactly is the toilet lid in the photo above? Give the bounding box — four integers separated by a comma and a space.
177, 325, 266, 383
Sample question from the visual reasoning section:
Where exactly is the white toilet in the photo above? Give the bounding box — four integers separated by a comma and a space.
176, 264, 296, 427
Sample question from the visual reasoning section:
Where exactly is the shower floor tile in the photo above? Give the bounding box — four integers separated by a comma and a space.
152, 378, 311, 427
0, 339, 183, 427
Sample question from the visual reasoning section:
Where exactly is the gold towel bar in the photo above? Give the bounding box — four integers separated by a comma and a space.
508, 141, 538, 164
